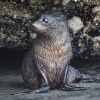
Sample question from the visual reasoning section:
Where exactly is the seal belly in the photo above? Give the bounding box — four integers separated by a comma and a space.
35, 53, 67, 88
34, 41, 72, 88
42, 61, 65, 88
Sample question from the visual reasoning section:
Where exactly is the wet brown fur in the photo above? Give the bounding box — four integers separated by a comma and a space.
21, 10, 83, 90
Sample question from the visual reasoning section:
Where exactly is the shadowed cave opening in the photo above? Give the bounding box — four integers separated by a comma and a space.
0, 48, 100, 75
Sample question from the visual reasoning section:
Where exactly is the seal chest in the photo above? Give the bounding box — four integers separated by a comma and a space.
33, 37, 72, 88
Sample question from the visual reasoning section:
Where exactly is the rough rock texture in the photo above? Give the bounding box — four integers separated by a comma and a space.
67, 16, 83, 34
0, 0, 100, 58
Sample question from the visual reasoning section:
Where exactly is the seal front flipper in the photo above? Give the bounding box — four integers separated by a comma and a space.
11, 86, 50, 95
28, 70, 51, 94
25, 86, 50, 94
61, 65, 87, 91
11, 70, 50, 95
15, 86, 50, 95
61, 85, 87, 91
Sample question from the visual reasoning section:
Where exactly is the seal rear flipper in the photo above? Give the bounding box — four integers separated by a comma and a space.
67, 66, 100, 83
80, 74, 100, 83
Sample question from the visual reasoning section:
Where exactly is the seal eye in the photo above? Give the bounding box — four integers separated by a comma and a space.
42, 18, 49, 23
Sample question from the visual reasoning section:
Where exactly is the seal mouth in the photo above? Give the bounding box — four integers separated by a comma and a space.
31, 22, 37, 32
31, 22, 43, 36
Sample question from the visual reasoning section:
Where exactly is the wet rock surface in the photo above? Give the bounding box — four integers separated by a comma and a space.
0, 49, 100, 100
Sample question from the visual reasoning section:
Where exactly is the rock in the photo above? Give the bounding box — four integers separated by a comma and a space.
0, 0, 100, 58
92, 6, 100, 13
62, 0, 70, 6
67, 16, 83, 34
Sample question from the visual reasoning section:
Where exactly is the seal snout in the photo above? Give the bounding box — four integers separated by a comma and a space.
32, 23, 35, 27
32, 22, 37, 28
32, 21, 46, 32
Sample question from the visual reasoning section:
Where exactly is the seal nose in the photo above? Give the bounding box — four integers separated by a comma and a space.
31, 21, 45, 31
32, 22, 37, 28
32, 23, 35, 27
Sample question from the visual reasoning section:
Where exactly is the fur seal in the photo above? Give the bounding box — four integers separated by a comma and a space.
21, 10, 100, 94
